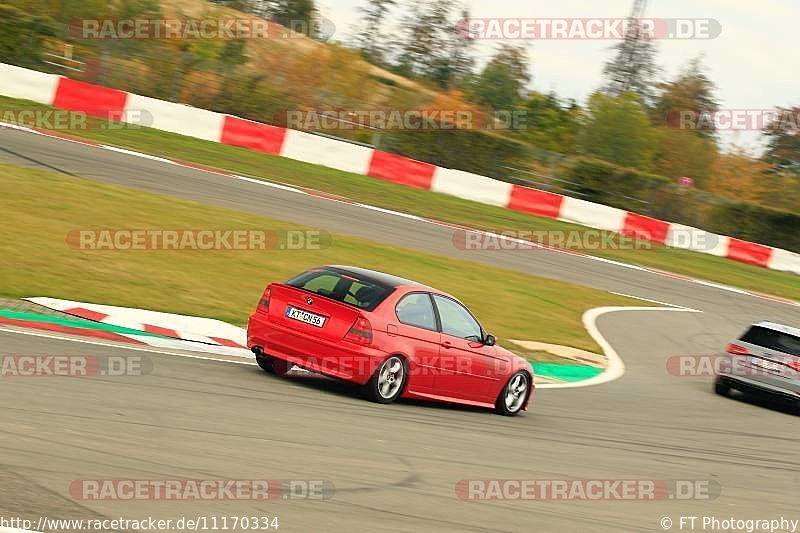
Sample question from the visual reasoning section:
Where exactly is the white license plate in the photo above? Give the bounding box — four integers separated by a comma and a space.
285, 306, 326, 328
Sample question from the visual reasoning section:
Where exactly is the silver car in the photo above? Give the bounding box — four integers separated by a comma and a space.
715, 321, 800, 412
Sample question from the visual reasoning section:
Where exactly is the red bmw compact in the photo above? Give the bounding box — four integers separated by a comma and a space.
247, 266, 533, 415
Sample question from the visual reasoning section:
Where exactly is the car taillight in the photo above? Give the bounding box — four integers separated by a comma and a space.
787, 361, 800, 372
345, 316, 373, 345
259, 288, 271, 311
726, 343, 750, 355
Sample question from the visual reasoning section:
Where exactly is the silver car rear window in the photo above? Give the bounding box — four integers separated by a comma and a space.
740, 326, 800, 356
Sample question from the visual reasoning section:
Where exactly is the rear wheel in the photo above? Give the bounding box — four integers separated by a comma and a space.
496, 371, 529, 416
363, 356, 407, 404
255, 353, 292, 376
255, 353, 274, 373
271, 358, 293, 377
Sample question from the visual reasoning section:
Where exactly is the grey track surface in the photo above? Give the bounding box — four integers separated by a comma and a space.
1, 127, 798, 531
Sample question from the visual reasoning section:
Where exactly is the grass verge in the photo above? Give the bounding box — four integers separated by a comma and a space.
0, 162, 640, 354
2, 95, 796, 300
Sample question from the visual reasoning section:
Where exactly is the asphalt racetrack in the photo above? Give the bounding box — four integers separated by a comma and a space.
1, 127, 798, 532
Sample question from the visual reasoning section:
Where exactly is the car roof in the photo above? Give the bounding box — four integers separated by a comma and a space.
325, 265, 425, 289
751, 321, 800, 338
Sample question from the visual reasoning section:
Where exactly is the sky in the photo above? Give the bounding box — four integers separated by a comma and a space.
316, 0, 798, 152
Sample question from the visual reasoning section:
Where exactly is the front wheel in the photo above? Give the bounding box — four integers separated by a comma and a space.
496, 371, 530, 416
363, 356, 407, 404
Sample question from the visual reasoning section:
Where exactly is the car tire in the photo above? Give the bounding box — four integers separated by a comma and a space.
255, 353, 274, 373
714, 377, 730, 396
495, 371, 530, 416
271, 358, 293, 377
363, 356, 407, 404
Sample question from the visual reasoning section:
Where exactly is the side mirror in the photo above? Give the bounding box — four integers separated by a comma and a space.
484, 334, 496, 346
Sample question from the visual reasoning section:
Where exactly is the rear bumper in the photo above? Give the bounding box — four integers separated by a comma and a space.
248, 313, 388, 385
717, 373, 800, 403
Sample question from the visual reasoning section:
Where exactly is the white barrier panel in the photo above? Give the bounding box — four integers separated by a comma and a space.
0, 63, 59, 104
280, 129, 373, 175
431, 168, 513, 206
559, 196, 627, 232
125, 93, 224, 142
768, 248, 800, 275
664, 223, 729, 257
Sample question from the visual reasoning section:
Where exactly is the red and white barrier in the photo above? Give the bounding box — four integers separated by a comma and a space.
127, 93, 224, 142
26, 297, 248, 348
2, 63, 799, 276
431, 168, 513, 206
0, 63, 60, 104
280, 129, 373, 175
559, 196, 627, 233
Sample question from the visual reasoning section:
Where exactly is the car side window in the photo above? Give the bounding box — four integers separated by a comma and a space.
396, 293, 437, 331
433, 295, 482, 341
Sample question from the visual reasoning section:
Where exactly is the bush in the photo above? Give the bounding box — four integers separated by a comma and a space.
379, 129, 532, 178
563, 156, 800, 252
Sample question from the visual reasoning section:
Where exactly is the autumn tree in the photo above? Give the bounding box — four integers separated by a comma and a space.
351, 0, 396, 65
468, 44, 530, 112
763, 106, 800, 173
579, 92, 656, 169
652, 56, 719, 138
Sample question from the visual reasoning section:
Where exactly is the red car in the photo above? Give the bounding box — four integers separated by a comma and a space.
247, 266, 533, 415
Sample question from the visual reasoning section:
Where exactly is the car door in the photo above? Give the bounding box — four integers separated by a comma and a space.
390, 292, 441, 391
431, 294, 499, 400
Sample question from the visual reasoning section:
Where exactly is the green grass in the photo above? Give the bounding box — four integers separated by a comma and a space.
0, 162, 640, 354
2, 94, 797, 300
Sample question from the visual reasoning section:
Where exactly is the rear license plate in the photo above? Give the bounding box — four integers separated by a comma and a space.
286, 306, 326, 328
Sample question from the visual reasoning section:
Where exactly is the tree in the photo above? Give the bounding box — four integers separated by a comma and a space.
650, 127, 717, 186
763, 106, 800, 173
428, 6, 475, 89
352, 0, 396, 65
516, 91, 582, 153
468, 44, 530, 111
394, 0, 455, 78
270, 0, 318, 37
602, 16, 659, 104
579, 92, 656, 169
652, 56, 719, 138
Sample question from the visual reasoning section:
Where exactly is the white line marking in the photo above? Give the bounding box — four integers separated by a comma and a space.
608, 291, 701, 311
536, 306, 702, 389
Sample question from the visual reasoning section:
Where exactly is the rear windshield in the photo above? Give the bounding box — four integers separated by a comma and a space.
287, 268, 394, 311
740, 326, 800, 356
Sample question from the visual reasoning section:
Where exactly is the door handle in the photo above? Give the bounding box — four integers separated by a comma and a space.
441, 341, 453, 349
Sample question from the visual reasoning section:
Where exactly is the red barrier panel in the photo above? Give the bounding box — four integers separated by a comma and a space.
726, 238, 773, 267
621, 212, 670, 244
52, 78, 128, 119
507, 186, 564, 218
220, 116, 287, 155
367, 150, 436, 189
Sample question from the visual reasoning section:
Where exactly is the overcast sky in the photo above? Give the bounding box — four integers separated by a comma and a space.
316, 0, 797, 152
